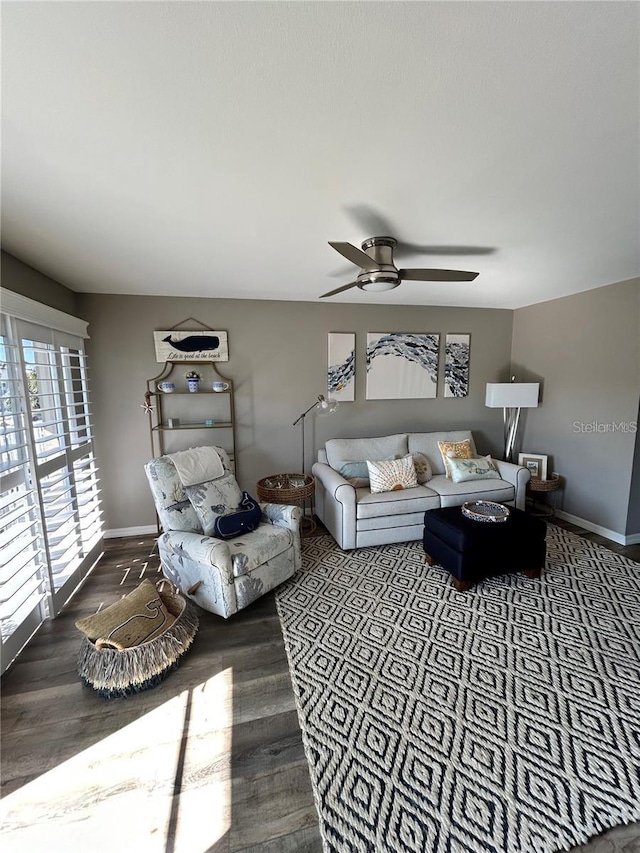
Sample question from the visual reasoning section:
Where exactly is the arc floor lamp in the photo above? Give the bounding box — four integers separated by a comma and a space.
293, 394, 339, 475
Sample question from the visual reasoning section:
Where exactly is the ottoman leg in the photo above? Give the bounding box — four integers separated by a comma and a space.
452, 577, 472, 592
424, 552, 435, 566
525, 568, 543, 579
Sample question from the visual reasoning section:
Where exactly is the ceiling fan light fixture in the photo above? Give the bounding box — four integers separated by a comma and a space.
359, 278, 400, 292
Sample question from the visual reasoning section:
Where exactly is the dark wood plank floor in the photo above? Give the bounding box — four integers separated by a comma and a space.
1, 520, 639, 852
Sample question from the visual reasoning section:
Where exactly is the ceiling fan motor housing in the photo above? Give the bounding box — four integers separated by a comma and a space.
357, 237, 400, 291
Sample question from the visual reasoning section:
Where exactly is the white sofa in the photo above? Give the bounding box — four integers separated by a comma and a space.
312, 430, 531, 550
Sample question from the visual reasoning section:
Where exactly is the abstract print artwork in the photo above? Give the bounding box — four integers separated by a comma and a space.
327, 333, 355, 401
444, 333, 470, 397
366, 333, 440, 399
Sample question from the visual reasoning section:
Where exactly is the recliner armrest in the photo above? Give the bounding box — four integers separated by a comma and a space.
260, 502, 302, 533
160, 530, 234, 584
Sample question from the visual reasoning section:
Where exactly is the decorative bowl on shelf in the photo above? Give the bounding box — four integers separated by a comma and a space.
461, 501, 510, 523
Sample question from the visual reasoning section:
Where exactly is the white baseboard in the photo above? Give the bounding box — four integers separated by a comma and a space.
103, 525, 158, 539
553, 510, 635, 546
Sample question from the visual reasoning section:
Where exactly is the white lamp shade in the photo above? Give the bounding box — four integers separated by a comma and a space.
485, 383, 539, 408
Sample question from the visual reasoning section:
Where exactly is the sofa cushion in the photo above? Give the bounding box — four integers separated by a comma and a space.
407, 431, 476, 476
438, 439, 474, 477
448, 455, 500, 483
367, 455, 418, 493
184, 474, 244, 536
426, 474, 515, 508
337, 460, 371, 488
356, 485, 440, 518
412, 452, 433, 483
325, 434, 408, 470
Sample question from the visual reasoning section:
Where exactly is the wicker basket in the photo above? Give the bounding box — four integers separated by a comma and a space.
527, 472, 561, 492
77, 579, 199, 699
256, 473, 315, 504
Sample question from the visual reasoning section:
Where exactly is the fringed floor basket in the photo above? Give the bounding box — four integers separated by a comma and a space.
77, 580, 199, 699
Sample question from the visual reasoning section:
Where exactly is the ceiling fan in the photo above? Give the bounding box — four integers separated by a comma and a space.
319, 236, 480, 299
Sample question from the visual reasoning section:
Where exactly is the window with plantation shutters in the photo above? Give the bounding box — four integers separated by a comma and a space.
0, 295, 102, 674
0, 331, 48, 667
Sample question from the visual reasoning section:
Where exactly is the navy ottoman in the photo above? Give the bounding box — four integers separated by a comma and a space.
423, 506, 547, 591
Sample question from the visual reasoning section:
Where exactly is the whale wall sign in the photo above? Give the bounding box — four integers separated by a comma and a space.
154, 330, 229, 362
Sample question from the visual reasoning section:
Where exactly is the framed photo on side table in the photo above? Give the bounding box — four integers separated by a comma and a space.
518, 453, 548, 481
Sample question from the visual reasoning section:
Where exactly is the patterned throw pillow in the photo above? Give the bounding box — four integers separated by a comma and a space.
448, 455, 501, 483
184, 474, 243, 536
437, 439, 473, 478
412, 452, 433, 484
75, 579, 175, 650
367, 454, 419, 494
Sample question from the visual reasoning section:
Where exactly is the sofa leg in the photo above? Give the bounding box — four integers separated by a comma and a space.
524, 568, 543, 579
452, 577, 472, 592
424, 551, 435, 566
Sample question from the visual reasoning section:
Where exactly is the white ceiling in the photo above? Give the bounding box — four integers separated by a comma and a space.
2, 1, 638, 309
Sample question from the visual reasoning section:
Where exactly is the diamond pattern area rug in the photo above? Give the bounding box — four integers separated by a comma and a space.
275, 526, 640, 853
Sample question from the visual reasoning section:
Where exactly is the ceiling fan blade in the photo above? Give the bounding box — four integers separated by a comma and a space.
397, 243, 496, 258
329, 241, 378, 271
399, 269, 479, 282
319, 280, 360, 299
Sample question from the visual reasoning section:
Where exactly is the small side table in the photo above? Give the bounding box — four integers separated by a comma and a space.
256, 473, 316, 535
526, 473, 563, 517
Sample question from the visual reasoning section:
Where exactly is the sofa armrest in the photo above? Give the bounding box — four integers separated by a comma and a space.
312, 461, 357, 550
160, 530, 234, 584
492, 460, 531, 510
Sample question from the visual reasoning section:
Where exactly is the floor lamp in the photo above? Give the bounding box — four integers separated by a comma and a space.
485, 381, 539, 462
292, 394, 339, 475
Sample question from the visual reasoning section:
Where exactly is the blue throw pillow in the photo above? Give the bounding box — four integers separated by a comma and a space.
213, 492, 263, 540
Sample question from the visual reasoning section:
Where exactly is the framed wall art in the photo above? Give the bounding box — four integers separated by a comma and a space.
154, 330, 229, 362
518, 453, 548, 481
365, 333, 439, 400
327, 333, 355, 401
444, 333, 470, 397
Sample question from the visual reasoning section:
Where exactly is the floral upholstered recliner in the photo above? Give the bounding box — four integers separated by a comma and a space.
144, 447, 301, 618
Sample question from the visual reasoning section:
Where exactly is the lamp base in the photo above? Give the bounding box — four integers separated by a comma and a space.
503, 407, 522, 463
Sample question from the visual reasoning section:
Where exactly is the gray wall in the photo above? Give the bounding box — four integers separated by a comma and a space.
76, 293, 514, 532
627, 400, 640, 536
4, 251, 638, 538
511, 278, 640, 535
1, 251, 80, 315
